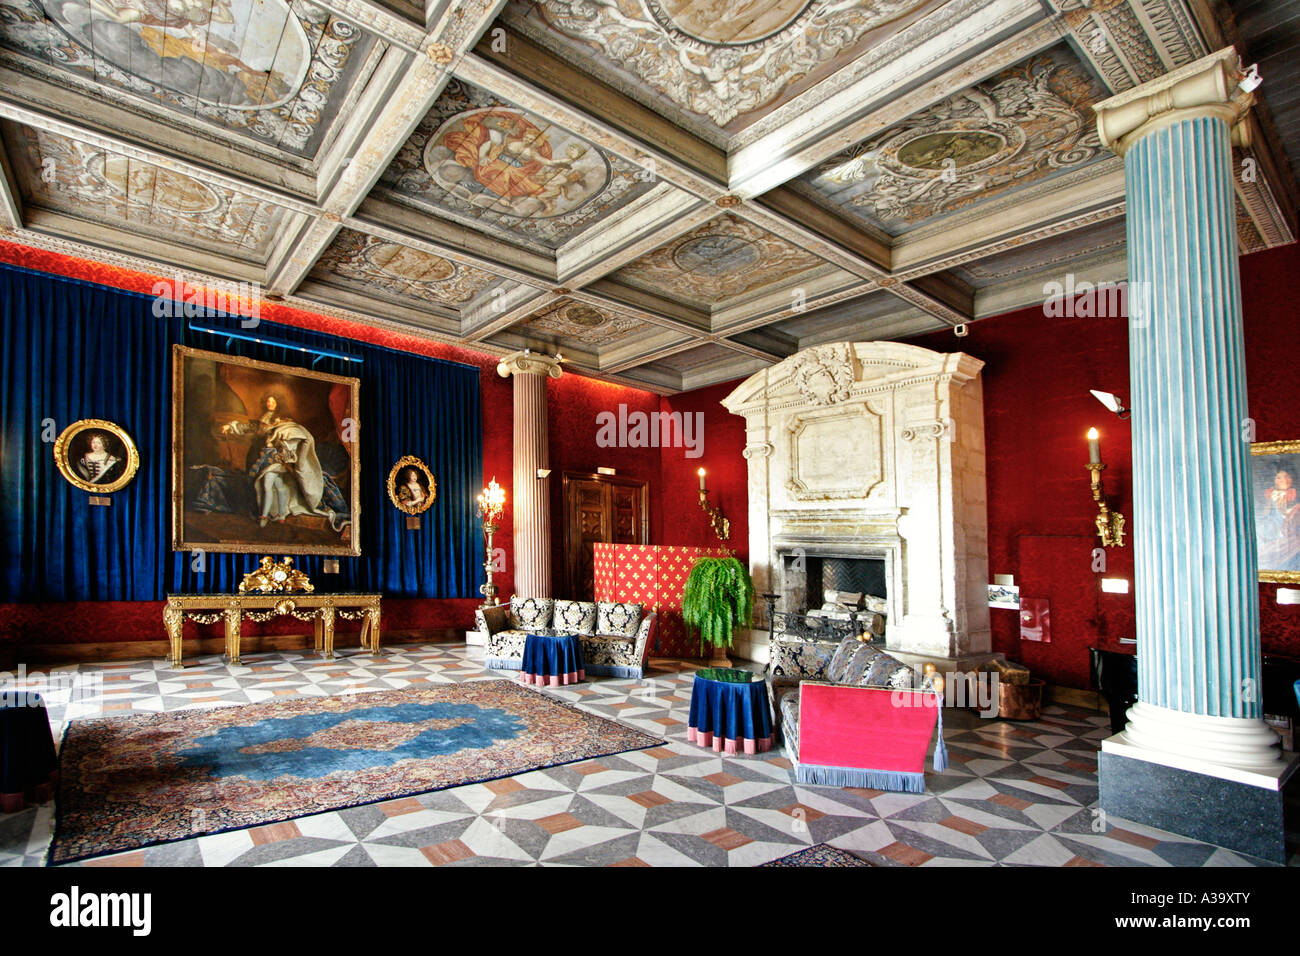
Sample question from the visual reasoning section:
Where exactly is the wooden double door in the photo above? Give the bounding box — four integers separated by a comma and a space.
562, 472, 649, 600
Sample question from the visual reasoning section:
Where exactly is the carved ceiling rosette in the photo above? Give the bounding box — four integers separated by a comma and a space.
791, 342, 856, 406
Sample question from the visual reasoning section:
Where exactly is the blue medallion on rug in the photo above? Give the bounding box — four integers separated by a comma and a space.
50, 681, 663, 865
175, 701, 527, 780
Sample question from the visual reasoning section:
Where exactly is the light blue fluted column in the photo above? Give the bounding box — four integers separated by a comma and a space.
1096, 50, 1280, 770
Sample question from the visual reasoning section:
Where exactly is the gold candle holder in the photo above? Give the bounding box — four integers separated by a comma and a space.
696, 468, 730, 541
1086, 462, 1126, 548
476, 478, 506, 607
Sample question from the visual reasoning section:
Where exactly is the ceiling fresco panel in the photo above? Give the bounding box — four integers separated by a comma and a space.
797, 43, 1111, 236
10, 124, 289, 259
505, 0, 937, 141
612, 212, 835, 308
374, 78, 659, 252
308, 227, 502, 308
0, 0, 380, 158
520, 297, 647, 346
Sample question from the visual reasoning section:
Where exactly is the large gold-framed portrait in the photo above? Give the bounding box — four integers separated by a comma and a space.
1251, 440, 1300, 582
171, 346, 361, 556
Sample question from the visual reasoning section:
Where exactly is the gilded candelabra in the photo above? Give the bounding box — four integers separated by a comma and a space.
696, 468, 730, 541
1086, 462, 1126, 548
476, 478, 506, 608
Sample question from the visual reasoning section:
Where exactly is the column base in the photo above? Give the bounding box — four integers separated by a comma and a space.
1123, 700, 1284, 771
1099, 740, 1299, 863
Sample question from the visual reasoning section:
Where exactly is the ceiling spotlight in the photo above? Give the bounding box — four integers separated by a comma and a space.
1239, 62, 1262, 93
1090, 389, 1130, 419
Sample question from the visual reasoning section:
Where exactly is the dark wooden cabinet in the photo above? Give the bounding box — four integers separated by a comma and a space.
562, 472, 649, 600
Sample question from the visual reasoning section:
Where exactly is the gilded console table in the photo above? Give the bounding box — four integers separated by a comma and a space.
163, 592, 382, 668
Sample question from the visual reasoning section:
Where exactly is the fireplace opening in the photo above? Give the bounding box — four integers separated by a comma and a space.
778, 552, 887, 614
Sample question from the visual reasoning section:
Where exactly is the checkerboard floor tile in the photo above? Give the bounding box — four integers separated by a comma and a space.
1, 644, 1296, 867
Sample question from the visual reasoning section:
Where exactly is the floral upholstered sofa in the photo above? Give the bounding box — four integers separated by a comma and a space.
767, 629, 945, 793
478, 598, 657, 680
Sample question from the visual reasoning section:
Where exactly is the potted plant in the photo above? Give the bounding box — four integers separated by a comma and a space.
681, 556, 755, 666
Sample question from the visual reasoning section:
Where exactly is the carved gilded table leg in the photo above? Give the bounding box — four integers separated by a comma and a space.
163, 601, 184, 669
320, 606, 336, 660
366, 605, 382, 656
224, 606, 243, 665
313, 614, 323, 653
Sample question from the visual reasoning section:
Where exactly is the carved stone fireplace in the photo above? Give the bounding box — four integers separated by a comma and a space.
721, 342, 991, 664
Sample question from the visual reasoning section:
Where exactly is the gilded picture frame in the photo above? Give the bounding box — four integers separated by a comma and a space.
53, 418, 140, 494
1251, 440, 1300, 582
387, 456, 437, 515
171, 345, 361, 556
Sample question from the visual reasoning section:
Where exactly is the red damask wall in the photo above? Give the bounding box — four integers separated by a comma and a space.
657, 380, 750, 565
900, 241, 1300, 688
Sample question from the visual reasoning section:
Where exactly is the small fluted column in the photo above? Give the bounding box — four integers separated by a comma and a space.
497, 350, 562, 598
1094, 49, 1280, 774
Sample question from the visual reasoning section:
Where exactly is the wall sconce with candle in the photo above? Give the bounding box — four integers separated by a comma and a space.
1086, 428, 1125, 548
696, 467, 730, 541
475, 477, 506, 607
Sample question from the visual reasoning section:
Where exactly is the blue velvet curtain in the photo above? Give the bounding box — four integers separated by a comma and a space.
0, 262, 483, 601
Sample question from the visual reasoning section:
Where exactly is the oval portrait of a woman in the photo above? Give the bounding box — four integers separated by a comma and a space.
386, 455, 437, 515
53, 419, 140, 494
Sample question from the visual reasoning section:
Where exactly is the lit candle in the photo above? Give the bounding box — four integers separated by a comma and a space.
1087, 427, 1100, 464
698, 467, 706, 491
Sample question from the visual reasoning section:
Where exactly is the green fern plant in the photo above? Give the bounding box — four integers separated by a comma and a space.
681, 556, 755, 652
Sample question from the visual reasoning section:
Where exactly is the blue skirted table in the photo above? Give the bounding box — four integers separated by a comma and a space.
688, 668, 773, 755
521, 631, 586, 687
1, 691, 58, 813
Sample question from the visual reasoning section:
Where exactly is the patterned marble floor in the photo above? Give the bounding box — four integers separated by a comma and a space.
1, 643, 1296, 867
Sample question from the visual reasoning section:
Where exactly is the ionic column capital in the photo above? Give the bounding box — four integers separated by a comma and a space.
1093, 47, 1255, 156
497, 350, 563, 380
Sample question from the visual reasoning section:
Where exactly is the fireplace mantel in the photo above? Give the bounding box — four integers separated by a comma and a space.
722, 342, 991, 660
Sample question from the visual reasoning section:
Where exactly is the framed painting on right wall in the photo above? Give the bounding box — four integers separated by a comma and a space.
1251, 441, 1300, 582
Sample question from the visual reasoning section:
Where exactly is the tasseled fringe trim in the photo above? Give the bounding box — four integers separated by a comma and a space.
796, 763, 927, 793
933, 688, 948, 772
586, 664, 643, 679
485, 657, 522, 670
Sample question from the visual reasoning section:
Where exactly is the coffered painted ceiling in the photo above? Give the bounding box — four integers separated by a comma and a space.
0, 0, 1295, 393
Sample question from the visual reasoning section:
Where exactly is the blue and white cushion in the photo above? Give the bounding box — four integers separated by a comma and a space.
596, 602, 642, 638
509, 597, 554, 631
553, 600, 597, 636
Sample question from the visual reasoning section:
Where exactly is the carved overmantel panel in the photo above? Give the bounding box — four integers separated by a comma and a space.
722, 341, 991, 659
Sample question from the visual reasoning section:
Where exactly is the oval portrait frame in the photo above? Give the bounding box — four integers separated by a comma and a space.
53, 418, 140, 494
387, 455, 437, 515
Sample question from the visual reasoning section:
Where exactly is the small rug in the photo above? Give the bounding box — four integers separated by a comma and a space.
49, 681, 663, 864
761, 843, 874, 867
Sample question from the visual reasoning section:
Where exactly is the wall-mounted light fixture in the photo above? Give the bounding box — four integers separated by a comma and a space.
1087, 427, 1125, 548
596, 467, 616, 476
1090, 389, 1130, 419
536, 468, 551, 479
697, 467, 730, 541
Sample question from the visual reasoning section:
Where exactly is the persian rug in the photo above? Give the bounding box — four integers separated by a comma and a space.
761, 843, 874, 867
49, 681, 663, 864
